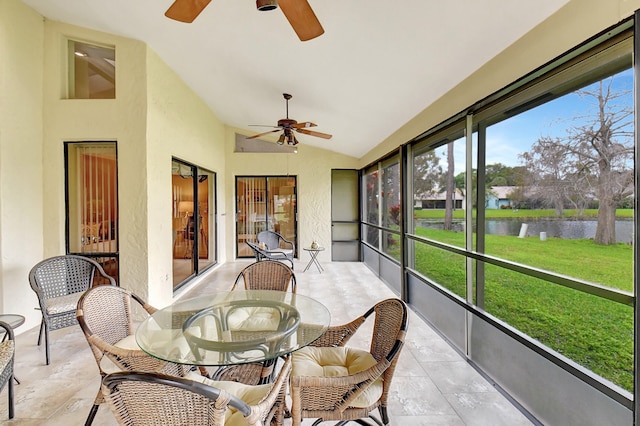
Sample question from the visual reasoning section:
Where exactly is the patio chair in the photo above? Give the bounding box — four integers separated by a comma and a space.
102, 355, 292, 426
211, 261, 297, 385
77, 285, 189, 425
246, 240, 295, 270
290, 298, 408, 426
0, 321, 15, 419
257, 231, 295, 268
29, 254, 116, 365
231, 260, 297, 293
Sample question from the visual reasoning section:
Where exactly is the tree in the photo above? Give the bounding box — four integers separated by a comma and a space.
486, 163, 520, 186
520, 77, 633, 244
519, 137, 578, 216
413, 149, 443, 202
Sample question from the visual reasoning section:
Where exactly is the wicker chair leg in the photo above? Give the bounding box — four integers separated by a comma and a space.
84, 386, 105, 426
85, 403, 99, 426
353, 416, 383, 426
379, 406, 389, 425
7, 372, 14, 419
44, 324, 50, 365
37, 320, 44, 346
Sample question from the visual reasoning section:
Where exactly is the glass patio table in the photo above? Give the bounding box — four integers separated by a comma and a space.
136, 290, 331, 367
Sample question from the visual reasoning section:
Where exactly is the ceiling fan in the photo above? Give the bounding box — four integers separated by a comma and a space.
246, 93, 332, 146
164, 0, 325, 41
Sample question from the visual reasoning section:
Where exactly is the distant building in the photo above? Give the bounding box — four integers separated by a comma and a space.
414, 188, 464, 209
486, 186, 516, 209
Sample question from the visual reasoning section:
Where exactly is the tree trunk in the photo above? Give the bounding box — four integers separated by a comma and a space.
554, 200, 564, 217
444, 142, 454, 230
595, 187, 616, 245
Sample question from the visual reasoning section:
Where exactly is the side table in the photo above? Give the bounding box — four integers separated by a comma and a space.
0, 314, 24, 384
303, 247, 325, 273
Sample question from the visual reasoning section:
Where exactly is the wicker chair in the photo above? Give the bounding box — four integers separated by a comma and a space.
231, 260, 297, 293
246, 241, 295, 270
77, 285, 189, 426
253, 231, 296, 269
0, 322, 15, 419
102, 355, 292, 426
29, 254, 116, 365
211, 261, 297, 385
290, 298, 408, 426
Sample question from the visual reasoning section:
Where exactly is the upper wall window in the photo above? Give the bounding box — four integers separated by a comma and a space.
68, 40, 115, 99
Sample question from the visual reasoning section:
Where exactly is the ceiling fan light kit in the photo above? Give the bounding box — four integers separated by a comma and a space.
256, 0, 278, 11
246, 93, 332, 146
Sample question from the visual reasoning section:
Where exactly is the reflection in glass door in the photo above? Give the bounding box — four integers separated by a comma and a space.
172, 160, 216, 289
236, 176, 297, 258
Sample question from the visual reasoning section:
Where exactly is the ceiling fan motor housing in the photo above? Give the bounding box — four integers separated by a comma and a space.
278, 118, 297, 127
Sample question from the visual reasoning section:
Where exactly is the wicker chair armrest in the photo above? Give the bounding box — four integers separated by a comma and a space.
245, 356, 292, 424
279, 236, 295, 251
0, 322, 14, 341
102, 371, 252, 416
130, 292, 157, 315
310, 316, 366, 347
91, 263, 117, 287
87, 334, 180, 375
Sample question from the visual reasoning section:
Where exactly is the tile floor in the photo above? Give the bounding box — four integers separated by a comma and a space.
0, 260, 535, 425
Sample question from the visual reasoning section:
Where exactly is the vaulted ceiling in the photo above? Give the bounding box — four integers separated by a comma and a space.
20, 0, 569, 158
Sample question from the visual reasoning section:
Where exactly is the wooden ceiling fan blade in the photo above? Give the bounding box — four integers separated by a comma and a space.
246, 129, 281, 140
278, 0, 325, 41
296, 128, 332, 139
291, 122, 317, 129
165, 0, 212, 23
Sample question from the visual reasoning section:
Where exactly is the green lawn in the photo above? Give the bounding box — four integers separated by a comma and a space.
413, 226, 634, 392
414, 208, 634, 220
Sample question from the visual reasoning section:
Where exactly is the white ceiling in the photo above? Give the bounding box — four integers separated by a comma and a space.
20, 0, 568, 158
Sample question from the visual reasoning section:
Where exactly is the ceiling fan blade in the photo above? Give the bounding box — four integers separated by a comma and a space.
165, 0, 212, 23
278, 0, 325, 41
246, 129, 281, 140
291, 122, 317, 129
296, 128, 332, 139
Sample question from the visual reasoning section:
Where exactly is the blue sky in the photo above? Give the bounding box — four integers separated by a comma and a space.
436, 69, 633, 176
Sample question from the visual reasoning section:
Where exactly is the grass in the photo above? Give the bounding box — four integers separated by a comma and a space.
412, 226, 634, 392
414, 208, 634, 220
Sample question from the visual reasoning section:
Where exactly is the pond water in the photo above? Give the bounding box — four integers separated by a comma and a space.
416, 218, 634, 244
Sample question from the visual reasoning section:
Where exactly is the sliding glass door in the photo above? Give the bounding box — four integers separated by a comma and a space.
236, 176, 297, 258
172, 159, 216, 289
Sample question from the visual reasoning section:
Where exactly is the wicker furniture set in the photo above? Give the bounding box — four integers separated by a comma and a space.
16, 255, 407, 425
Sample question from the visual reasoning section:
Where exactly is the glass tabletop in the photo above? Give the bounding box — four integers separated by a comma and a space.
0, 314, 25, 329
136, 290, 331, 366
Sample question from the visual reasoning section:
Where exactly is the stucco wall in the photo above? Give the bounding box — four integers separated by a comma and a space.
145, 48, 227, 307
40, 21, 149, 306
0, 0, 44, 329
